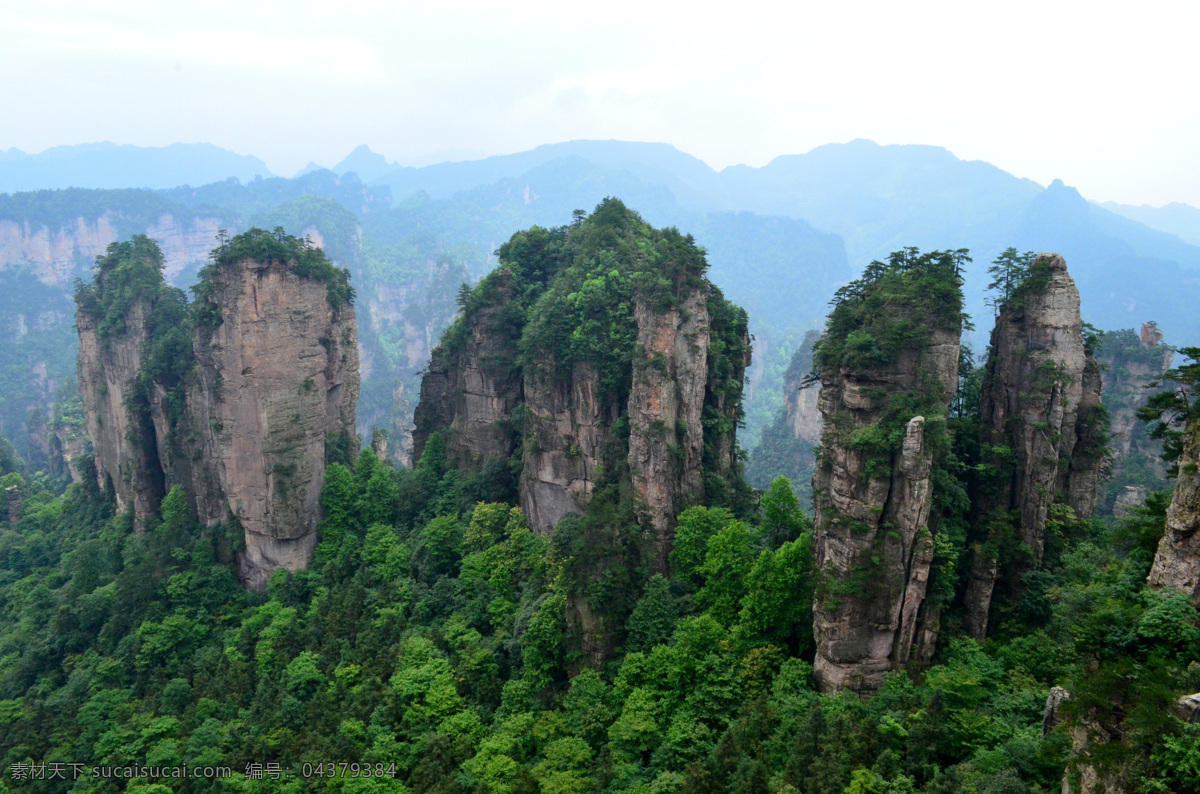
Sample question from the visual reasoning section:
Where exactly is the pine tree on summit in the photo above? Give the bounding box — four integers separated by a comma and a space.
985, 247, 1035, 315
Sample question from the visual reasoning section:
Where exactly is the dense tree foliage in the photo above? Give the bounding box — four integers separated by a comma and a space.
1, 440, 1193, 792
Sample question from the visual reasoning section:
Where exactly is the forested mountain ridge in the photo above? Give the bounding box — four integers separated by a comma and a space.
414, 200, 752, 662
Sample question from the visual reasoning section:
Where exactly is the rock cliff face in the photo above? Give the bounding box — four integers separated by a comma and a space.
809, 250, 964, 693
412, 271, 522, 472
0, 214, 222, 288
77, 301, 164, 520
186, 255, 359, 589
1147, 419, 1200, 605
812, 332, 960, 693
520, 362, 608, 533
626, 290, 710, 570
966, 254, 1106, 639
75, 231, 358, 588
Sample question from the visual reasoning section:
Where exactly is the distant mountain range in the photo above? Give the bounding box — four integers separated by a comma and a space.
1, 137, 1197, 457
1101, 200, 1200, 247
0, 142, 274, 192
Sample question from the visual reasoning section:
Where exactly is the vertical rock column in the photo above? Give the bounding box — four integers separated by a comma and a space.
77, 302, 164, 524
811, 329, 960, 693
966, 254, 1105, 638
188, 258, 359, 589
1147, 420, 1200, 604
628, 289, 710, 572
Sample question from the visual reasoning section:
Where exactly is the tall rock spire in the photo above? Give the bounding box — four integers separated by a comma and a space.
809, 249, 964, 693
75, 231, 359, 589
965, 253, 1106, 638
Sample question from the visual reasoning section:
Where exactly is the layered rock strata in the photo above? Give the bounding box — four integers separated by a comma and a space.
811, 323, 960, 693
965, 254, 1105, 638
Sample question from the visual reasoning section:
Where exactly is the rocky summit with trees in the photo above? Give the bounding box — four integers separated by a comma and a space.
0, 203, 1198, 793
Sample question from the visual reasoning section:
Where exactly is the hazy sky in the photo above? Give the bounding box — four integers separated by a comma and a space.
3, 0, 1198, 207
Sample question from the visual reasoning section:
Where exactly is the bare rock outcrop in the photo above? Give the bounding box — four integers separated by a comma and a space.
627, 290, 709, 570
520, 362, 609, 532
77, 300, 166, 523
187, 255, 359, 589
1147, 419, 1200, 605
1042, 686, 1070, 737
966, 254, 1106, 638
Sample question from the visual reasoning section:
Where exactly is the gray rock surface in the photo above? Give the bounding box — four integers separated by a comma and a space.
520, 362, 609, 532
627, 290, 709, 570
187, 257, 359, 589
77, 302, 165, 524
969, 254, 1105, 638
1043, 686, 1070, 737
811, 323, 960, 693
77, 254, 359, 588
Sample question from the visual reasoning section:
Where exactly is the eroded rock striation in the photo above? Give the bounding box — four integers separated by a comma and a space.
965, 253, 1106, 639
75, 231, 358, 588
1147, 418, 1200, 605
809, 250, 964, 693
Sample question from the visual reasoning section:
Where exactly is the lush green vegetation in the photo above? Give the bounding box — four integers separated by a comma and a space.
2, 190, 1198, 792
196, 227, 355, 313
814, 248, 970, 375
1, 419, 1195, 793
